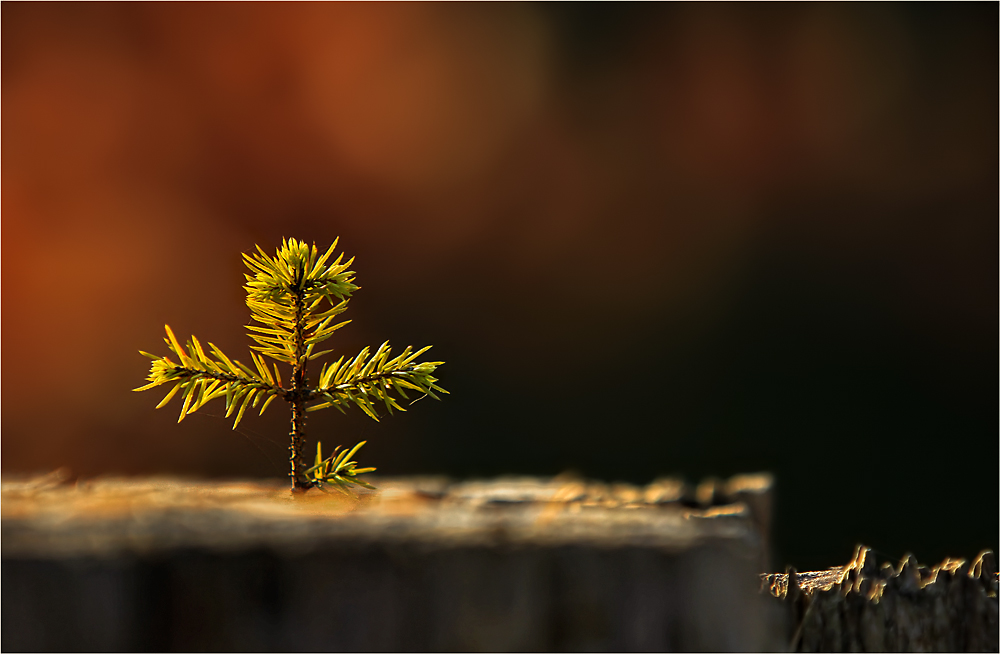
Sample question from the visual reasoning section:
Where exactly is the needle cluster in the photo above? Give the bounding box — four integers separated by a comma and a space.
135, 238, 446, 491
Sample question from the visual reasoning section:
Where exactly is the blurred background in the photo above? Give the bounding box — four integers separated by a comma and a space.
3, 2, 996, 571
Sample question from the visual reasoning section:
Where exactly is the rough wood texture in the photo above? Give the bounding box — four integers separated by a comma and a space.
761, 545, 999, 652
2, 471, 780, 651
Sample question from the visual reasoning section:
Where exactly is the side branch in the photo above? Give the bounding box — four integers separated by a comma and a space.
309, 360, 447, 420
311, 366, 440, 399
134, 325, 285, 426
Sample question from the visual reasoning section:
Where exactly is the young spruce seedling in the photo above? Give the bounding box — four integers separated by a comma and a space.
135, 238, 446, 492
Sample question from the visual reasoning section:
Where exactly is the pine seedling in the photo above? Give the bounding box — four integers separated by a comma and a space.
135, 238, 446, 492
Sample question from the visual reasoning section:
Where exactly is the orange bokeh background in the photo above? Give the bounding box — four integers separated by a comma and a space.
3, 3, 996, 568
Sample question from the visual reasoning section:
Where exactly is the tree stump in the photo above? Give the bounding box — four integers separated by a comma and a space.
761, 545, 999, 652
2, 471, 780, 651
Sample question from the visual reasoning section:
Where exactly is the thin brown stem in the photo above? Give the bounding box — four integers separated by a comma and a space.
288, 281, 311, 490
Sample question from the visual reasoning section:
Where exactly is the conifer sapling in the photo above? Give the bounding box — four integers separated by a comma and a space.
135, 238, 446, 492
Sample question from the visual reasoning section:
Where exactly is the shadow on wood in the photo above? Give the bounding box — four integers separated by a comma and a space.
762, 545, 999, 652
2, 472, 781, 651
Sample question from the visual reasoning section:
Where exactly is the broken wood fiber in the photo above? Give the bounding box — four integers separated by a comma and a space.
761, 545, 999, 652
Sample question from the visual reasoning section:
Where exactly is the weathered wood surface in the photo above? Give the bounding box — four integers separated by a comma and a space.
2, 471, 780, 652
761, 545, 999, 652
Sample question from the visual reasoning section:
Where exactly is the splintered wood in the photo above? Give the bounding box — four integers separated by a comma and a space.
762, 545, 999, 652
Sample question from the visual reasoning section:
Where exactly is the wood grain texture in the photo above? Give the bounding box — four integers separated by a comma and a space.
2, 472, 780, 651
762, 545, 999, 652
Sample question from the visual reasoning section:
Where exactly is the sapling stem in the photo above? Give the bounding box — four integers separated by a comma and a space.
289, 286, 308, 490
